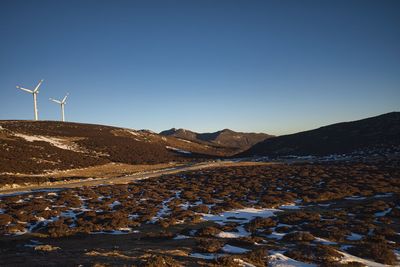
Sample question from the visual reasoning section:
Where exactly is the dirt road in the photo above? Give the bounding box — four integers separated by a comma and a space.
0, 160, 273, 196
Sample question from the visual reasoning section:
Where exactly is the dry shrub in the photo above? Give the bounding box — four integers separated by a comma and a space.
144, 231, 174, 239
214, 256, 242, 267
279, 211, 321, 225
0, 214, 13, 226
347, 237, 397, 265
196, 226, 221, 237
191, 204, 209, 213
242, 248, 268, 267
196, 238, 224, 253
47, 219, 74, 237
246, 217, 276, 233
282, 231, 315, 242
285, 244, 343, 264
140, 255, 180, 267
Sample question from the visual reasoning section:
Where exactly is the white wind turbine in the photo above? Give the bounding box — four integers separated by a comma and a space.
16, 79, 44, 121
49, 93, 69, 122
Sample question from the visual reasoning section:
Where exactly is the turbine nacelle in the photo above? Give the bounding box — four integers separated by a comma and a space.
16, 79, 43, 121
16, 79, 43, 94
49, 93, 69, 122
49, 93, 69, 105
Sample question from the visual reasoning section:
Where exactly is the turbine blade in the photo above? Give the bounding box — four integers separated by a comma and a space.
17, 86, 33, 93
33, 79, 44, 93
62, 93, 69, 103
49, 98, 61, 104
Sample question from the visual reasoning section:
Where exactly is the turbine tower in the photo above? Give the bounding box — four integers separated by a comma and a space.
49, 93, 69, 122
16, 79, 44, 121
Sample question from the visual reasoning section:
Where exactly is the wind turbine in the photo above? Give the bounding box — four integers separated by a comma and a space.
49, 93, 69, 122
16, 79, 44, 121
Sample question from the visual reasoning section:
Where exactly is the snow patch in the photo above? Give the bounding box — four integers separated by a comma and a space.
222, 244, 250, 254
202, 208, 280, 224
346, 232, 363, 241
173, 234, 190, 240
217, 226, 250, 238
269, 252, 317, 267
375, 208, 392, 217
166, 146, 192, 154
109, 201, 121, 209
279, 204, 302, 210
314, 237, 337, 245
344, 196, 367, 201
234, 258, 256, 267
14, 133, 80, 152
189, 252, 222, 260
338, 250, 390, 267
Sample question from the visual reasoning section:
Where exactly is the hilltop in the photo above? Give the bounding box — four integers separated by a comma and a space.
240, 112, 400, 157
0, 120, 235, 175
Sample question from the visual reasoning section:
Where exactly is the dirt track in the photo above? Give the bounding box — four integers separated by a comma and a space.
0, 161, 273, 196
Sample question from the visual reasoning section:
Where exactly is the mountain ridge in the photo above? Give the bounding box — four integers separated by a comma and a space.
239, 111, 400, 157
160, 128, 273, 150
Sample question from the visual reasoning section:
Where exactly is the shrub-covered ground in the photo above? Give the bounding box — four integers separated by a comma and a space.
0, 159, 399, 266
0, 120, 231, 176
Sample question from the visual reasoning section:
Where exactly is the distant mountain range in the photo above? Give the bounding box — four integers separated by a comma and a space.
239, 112, 400, 157
160, 128, 273, 151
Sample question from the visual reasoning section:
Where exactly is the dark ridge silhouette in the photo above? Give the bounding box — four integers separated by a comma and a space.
239, 112, 400, 157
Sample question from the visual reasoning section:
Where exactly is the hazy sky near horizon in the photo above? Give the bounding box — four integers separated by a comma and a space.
0, 0, 399, 135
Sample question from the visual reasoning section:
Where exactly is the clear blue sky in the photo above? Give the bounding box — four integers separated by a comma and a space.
0, 0, 399, 135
